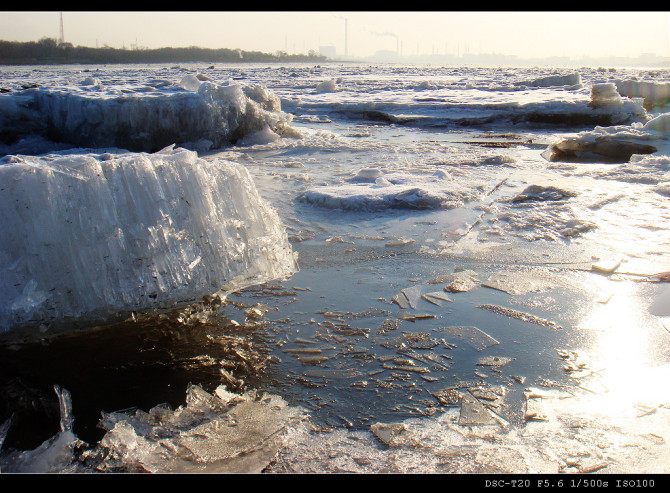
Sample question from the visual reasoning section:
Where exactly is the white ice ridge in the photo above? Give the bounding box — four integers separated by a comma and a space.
0, 147, 298, 333
0, 78, 296, 153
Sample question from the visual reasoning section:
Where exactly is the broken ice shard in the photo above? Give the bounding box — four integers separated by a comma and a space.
0, 147, 298, 333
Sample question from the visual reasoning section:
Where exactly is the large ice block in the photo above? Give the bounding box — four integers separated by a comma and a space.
0, 147, 298, 333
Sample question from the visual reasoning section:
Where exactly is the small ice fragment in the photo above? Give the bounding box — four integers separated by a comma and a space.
476, 356, 514, 367
54, 385, 73, 433
458, 393, 498, 426
391, 292, 410, 309
591, 258, 622, 274
478, 304, 561, 329
370, 422, 415, 448
396, 310, 416, 321
421, 291, 452, 305
439, 326, 500, 351
400, 286, 422, 309
298, 356, 329, 365
282, 348, 323, 354
385, 237, 415, 247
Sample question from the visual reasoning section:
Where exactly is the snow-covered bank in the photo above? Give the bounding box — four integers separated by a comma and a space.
0, 147, 297, 334
0, 76, 298, 154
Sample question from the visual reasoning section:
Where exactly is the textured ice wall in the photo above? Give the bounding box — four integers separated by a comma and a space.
0, 80, 295, 153
0, 147, 297, 333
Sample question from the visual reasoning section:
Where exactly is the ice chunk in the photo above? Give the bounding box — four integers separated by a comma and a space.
0, 148, 298, 333
349, 167, 384, 182
178, 74, 203, 92
590, 83, 623, 108
315, 79, 339, 93
80, 76, 101, 87
0, 79, 295, 153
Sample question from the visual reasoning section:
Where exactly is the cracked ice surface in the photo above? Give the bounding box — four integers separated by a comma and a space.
0, 147, 297, 333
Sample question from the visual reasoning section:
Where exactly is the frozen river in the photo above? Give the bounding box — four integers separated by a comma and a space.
1, 62, 670, 474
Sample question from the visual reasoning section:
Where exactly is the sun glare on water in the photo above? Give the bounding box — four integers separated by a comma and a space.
576, 276, 670, 417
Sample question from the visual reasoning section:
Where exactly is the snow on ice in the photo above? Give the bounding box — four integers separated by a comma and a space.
0, 147, 298, 333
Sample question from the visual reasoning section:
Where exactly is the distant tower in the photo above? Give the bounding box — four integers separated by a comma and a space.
58, 12, 64, 45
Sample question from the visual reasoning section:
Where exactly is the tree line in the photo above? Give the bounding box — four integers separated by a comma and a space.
0, 38, 328, 64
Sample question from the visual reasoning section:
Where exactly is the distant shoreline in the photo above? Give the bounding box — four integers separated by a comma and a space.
0, 38, 329, 66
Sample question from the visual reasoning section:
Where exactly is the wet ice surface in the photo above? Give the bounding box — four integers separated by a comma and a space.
1, 63, 670, 473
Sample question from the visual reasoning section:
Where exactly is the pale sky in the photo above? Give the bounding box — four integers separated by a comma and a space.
1, 11, 669, 60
